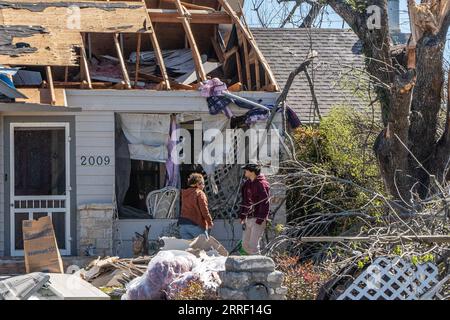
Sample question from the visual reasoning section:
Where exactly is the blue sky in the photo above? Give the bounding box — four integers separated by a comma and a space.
244, 0, 410, 33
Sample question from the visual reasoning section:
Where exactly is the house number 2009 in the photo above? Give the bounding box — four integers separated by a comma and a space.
80, 156, 111, 166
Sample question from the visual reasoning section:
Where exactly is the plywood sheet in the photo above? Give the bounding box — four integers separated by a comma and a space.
16, 88, 67, 106
0, 30, 82, 66
0, 1, 150, 33
0, 0, 151, 66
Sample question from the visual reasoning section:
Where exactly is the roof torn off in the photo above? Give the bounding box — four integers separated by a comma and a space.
0, 0, 279, 107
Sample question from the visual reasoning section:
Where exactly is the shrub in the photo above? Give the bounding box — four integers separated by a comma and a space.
273, 254, 329, 300
168, 279, 219, 300
287, 106, 385, 222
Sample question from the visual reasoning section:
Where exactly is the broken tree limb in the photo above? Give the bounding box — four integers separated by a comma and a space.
173, 0, 207, 82
299, 235, 450, 244
304, 68, 321, 120
275, 50, 318, 107
264, 50, 318, 133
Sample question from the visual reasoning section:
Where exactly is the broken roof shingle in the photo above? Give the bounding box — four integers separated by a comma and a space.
252, 28, 369, 123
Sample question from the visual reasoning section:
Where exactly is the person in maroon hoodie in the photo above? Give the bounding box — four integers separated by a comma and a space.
240, 164, 270, 255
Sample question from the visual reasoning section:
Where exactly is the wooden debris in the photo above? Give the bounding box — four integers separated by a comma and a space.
113, 33, 131, 89
174, 0, 207, 82
82, 255, 153, 288
16, 88, 66, 105
218, 0, 279, 90
148, 8, 232, 24
142, 0, 171, 90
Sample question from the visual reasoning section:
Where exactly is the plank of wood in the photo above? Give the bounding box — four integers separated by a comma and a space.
148, 9, 232, 24
228, 82, 242, 92
0, 31, 82, 66
255, 58, 261, 90
113, 33, 132, 89
173, 0, 207, 82
218, 0, 279, 90
162, 0, 215, 11
45, 66, 56, 106
0, 1, 151, 33
211, 37, 224, 63
135, 33, 142, 88
15, 87, 67, 105
80, 35, 93, 89
235, 50, 243, 84
142, 1, 171, 90
223, 46, 238, 61
241, 33, 252, 90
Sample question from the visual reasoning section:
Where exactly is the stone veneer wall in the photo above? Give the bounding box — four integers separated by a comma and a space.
218, 256, 287, 300
77, 204, 114, 257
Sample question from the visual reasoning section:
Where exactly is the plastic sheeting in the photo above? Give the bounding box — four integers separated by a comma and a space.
122, 250, 197, 300
122, 249, 226, 300
120, 113, 170, 163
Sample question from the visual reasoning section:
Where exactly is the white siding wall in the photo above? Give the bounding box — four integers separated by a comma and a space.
0, 90, 280, 256
75, 111, 115, 205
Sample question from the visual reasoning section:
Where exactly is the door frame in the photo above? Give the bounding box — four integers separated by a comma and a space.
3, 116, 77, 256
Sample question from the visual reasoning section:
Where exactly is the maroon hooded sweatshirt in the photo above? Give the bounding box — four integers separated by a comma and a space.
240, 174, 270, 224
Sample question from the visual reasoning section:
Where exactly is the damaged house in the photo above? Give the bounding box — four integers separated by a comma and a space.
0, 0, 290, 259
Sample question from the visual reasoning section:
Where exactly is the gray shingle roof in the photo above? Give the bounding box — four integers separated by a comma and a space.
252, 28, 368, 123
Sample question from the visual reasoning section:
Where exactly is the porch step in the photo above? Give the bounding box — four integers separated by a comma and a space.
0, 256, 96, 275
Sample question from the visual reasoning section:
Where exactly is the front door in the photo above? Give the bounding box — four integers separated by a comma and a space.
9, 123, 71, 256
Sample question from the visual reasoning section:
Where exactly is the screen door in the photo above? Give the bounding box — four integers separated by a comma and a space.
9, 123, 71, 256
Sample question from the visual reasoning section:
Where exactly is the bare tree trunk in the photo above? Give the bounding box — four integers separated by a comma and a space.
325, 0, 450, 201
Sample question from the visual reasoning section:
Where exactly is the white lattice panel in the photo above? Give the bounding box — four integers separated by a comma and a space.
338, 257, 439, 300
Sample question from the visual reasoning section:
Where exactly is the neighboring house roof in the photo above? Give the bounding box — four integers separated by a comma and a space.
252, 28, 368, 123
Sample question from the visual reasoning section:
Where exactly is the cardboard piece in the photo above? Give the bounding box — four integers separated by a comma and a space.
22, 216, 64, 274
189, 235, 229, 257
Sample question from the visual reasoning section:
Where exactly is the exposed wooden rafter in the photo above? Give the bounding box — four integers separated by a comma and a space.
142, 0, 171, 90
148, 9, 232, 24
173, 0, 207, 82
113, 33, 132, 89
218, 0, 279, 91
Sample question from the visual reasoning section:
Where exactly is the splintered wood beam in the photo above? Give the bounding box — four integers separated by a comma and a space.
135, 33, 142, 88
147, 9, 232, 24
80, 36, 92, 89
218, 0, 279, 90
211, 37, 224, 63
255, 58, 261, 90
46, 66, 56, 106
241, 33, 252, 90
235, 51, 243, 84
162, 0, 215, 11
173, 0, 207, 82
142, 2, 171, 90
113, 33, 132, 89
223, 46, 238, 61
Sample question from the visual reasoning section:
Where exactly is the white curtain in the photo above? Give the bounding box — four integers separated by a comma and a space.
120, 113, 170, 163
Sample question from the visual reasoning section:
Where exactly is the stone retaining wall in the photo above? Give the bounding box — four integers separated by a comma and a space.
218, 256, 287, 300
77, 204, 114, 257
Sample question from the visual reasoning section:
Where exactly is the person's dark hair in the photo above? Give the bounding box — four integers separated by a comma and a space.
187, 173, 204, 186
242, 164, 261, 175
